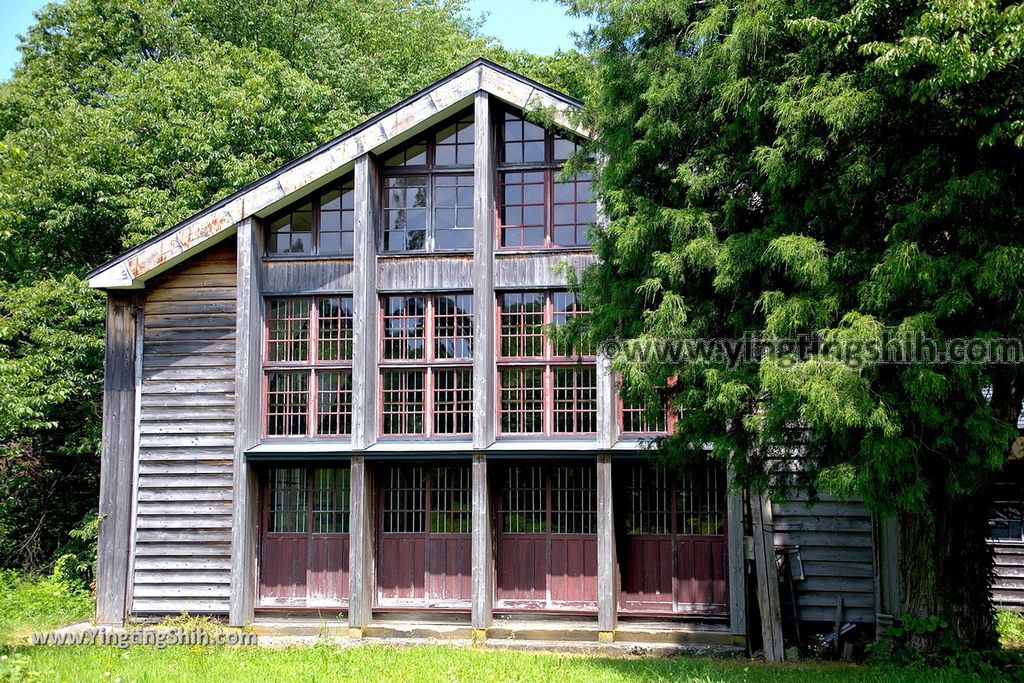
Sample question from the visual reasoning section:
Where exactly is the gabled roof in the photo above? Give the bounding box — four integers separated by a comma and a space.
87, 58, 585, 289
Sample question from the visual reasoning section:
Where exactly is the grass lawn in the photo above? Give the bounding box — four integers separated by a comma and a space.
0, 572, 1016, 682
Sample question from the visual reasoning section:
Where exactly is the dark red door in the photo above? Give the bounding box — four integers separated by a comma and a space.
496, 463, 598, 611
259, 467, 350, 607
377, 465, 472, 607
618, 460, 727, 615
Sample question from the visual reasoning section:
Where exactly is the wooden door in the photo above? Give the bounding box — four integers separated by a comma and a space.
496, 463, 598, 611
376, 464, 472, 607
259, 467, 350, 607
618, 460, 728, 615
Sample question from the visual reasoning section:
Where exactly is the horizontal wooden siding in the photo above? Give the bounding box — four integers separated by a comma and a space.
132, 239, 237, 614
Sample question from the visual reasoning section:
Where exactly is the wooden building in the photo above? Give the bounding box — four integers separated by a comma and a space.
89, 60, 909, 648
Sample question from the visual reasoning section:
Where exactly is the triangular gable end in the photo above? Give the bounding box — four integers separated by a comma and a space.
87, 58, 586, 290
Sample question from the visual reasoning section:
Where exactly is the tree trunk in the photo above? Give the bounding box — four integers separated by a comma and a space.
898, 485, 997, 652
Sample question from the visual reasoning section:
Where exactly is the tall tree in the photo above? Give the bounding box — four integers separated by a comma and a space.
0, 0, 583, 568
576, 0, 1024, 650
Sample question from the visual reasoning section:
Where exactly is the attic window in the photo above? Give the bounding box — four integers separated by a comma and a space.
497, 110, 595, 249
381, 112, 475, 253
266, 177, 355, 257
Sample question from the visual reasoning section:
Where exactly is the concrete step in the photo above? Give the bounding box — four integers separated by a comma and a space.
362, 623, 474, 640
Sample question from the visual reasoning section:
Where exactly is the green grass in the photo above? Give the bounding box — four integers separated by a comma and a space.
0, 571, 91, 646
998, 611, 1024, 650
0, 644, 985, 683
0, 573, 1015, 682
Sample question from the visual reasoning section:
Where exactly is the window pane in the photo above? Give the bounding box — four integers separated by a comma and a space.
382, 295, 425, 360
501, 466, 547, 533
552, 366, 597, 434
267, 298, 310, 363
500, 292, 545, 357
500, 171, 546, 247
434, 368, 473, 435
266, 371, 309, 436
430, 466, 472, 532
500, 367, 544, 434
269, 468, 308, 533
382, 467, 426, 533
318, 297, 354, 361
434, 293, 473, 359
316, 371, 352, 436
383, 176, 428, 252
433, 174, 473, 251
312, 467, 350, 533
552, 172, 595, 247
382, 369, 425, 435
551, 465, 597, 534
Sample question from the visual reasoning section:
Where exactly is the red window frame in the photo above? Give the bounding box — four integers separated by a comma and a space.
497, 109, 594, 250
496, 290, 596, 436
263, 296, 354, 438
380, 111, 475, 254
618, 376, 678, 437
265, 176, 356, 257
379, 293, 474, 438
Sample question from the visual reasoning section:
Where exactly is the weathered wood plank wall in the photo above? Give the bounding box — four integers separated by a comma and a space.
771, 494, 877, 624
132, 239, 237, 614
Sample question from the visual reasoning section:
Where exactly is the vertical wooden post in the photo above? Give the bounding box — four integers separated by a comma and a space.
95, 292, 142, 625
727, 465, 747, 644
230, 218, 261, 627
472, 90, 496, 450
596, 352, 616, 449
352, 152, 380, 451
348, 455, 375, 632
471, 454, 493, 633
751, 491, 784, 661
875, 514, 901, 636
597, 453, 617, 637
349, 151, 380, 632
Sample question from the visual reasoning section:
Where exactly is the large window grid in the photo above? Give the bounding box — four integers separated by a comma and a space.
497, 290, 596, 436
266, 467, 351, 534
620, 393, 672, 436
500, 464, 597, 535
381, 465, 471, 534
264, 296, 354, 438
381, 112, 475, 253
379, 294, 474, 438
265, 177, 355, 256
498, 109, 595, 249
624, 460, 726, 537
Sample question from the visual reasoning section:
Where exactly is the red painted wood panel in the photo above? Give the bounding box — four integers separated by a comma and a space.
379, 535, 427, 601
550, 536, 598, 607
496, 536, 547, 605
675, 536, 728, 615
426, 536, 472, 602
620, 536, 674, 609
308, 535, 350, 603
259, 536, 309, 603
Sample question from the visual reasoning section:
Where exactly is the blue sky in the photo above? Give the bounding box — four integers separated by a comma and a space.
0, 0, 587, 78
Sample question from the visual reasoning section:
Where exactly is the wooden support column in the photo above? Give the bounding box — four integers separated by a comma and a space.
471, 454, 493, 633
472, 90, 496, 450
875, 514, 901, 636
751, 491, 784, 661
95, 292, 142, 625
726, 465, 747, 643
348, 455, 375, 631
352, 152, 380, 451
229, 218, 261, 627
597, 454, 617, 636
596, 352, 616, 449
349, 151, 380, 632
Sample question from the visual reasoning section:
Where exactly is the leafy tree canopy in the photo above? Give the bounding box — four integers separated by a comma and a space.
575, 0, 1024, 649
0, 0, 585, 568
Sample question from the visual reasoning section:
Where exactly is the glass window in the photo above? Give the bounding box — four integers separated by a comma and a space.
433, 174, 474, 250
269, 468, 308, 533
381, 369, 426, 435
434, 294, 473, 360
499, 367, 545, 434
383, 176, 428, 252
382, 295, 426, 361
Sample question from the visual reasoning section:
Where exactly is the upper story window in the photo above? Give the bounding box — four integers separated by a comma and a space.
266, 177, 355, 257
264, 296, 354, 438
498, 111, 595, 250
381, 113, 475, 253
379, 293, 474, 437
497, 290, 596, 435
620, 393, 671, 436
